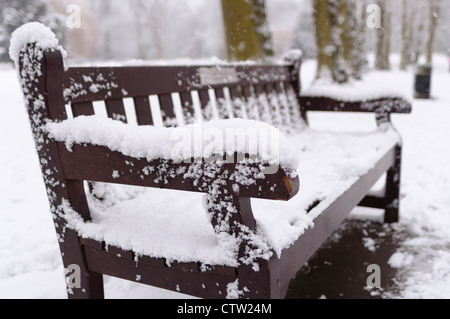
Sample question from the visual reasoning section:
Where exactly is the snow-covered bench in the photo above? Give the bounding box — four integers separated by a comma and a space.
12, 23, 411, 299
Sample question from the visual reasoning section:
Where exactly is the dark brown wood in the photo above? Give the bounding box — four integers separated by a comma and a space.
63, 65, 291, 104
214, 88, 230, 119
299, 96, 412, 115
284, 81, 305, 127
274, 82, 290, 127
84, 245, 237, 299
71, 102, 95, 117
384, 145, 402, 223
158, 93, 177, 127
242, 85, 258, 121
105, 99, 127, 123
58, 143, 299, 201
229, 86, 246, 119
198, 89, 213, 121
18, 46, 104, 299
270, 144, 397, 297
254, 84, 271, 124
133, 96, 153, 126
17, 41, 410, 300
265, 83, 282, 128
158, 94, 177, 127
179, 91, 196, 124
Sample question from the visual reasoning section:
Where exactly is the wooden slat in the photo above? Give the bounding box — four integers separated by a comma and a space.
71, 102, 95, 117
214, 88, 230, 120
284, 81, 304, 126
254, 84, 271, 124
84, 245, 237, 299
229, 86, 246, 119
58, 143, 299, 201
179, 91, 196, 124
105, 99, 127, 123
265, 83, 282, 128
158, 94, 177, 127
198, 89, 213, 121
274, 82, 291, 128
272, 144, 397, 297
242, 86, 259, 121
133, 96, 153, 126
299, 96, 413, 114
63, 65, 291, 104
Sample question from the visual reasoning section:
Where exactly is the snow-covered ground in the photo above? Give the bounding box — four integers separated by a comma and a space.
1, 55, 449, 299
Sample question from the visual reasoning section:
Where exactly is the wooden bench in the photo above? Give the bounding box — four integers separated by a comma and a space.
13, 23, 411, 299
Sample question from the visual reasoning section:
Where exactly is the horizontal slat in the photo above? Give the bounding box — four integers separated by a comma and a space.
272, 144, 397, 296
299, 96, 412, 114
58, 143, 299, 201
84, 245, 237, 299
63, 65, 291, 104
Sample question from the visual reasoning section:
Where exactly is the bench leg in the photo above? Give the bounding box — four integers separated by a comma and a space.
358, 145, 402, 223
384, 145, 402, 224
60, 229, 105, 299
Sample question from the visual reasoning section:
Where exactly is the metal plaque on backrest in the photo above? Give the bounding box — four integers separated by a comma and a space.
198, 67, 239, 86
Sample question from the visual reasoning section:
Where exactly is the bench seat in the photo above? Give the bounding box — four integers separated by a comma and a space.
55, 121, 399, 268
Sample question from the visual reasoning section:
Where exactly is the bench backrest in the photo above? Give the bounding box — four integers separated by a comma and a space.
54, 51, 305, 133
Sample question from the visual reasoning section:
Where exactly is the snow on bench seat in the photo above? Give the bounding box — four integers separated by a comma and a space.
303, 78, 411, 103
46, 116, 400, 267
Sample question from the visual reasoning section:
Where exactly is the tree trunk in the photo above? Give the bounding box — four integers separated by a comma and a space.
252, 0, 274, 58
313, 0, 334, 81
221, 0, 273, 61
400, 0, 410, 70
375, 0, 391, 70
426, 0, 440, 64
353, 0, 368, 78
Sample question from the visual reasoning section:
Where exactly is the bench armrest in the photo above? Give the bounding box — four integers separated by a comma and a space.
299, 96, 411, 125
58, 143, 299, 201
299, 96, 412, 114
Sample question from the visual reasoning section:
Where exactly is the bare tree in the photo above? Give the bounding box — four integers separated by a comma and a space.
375, 0, 391, 70
313, 0, 334, 80
426, 0, 441, 64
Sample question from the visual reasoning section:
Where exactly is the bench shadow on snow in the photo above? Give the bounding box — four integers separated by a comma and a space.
286, 219, 408, 299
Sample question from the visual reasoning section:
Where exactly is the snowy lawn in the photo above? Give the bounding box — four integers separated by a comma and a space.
1, 55, 449, 299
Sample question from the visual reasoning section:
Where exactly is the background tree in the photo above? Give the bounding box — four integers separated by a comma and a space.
221, 0, 274, 61
426, 0, 441, 64
312, 0, 367, 83
0, 0, 65, 62
399, 0, 412, 70
374, 0, 391, 70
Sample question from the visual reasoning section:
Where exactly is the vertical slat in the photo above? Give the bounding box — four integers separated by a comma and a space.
214, 88, 230, 120
159, 93, 177, 127
133, 96, 154, 126
274, 82, 291, 129
71, 102, 94, 117
229, 86, 246, 119
253, 85, 271, 124
105, 99, 127, 123
242, 86, 259, 121
198, 89, 213, 121
265, 83, 282, 128
179, 91, 196, 124
284, 81, 304, 130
